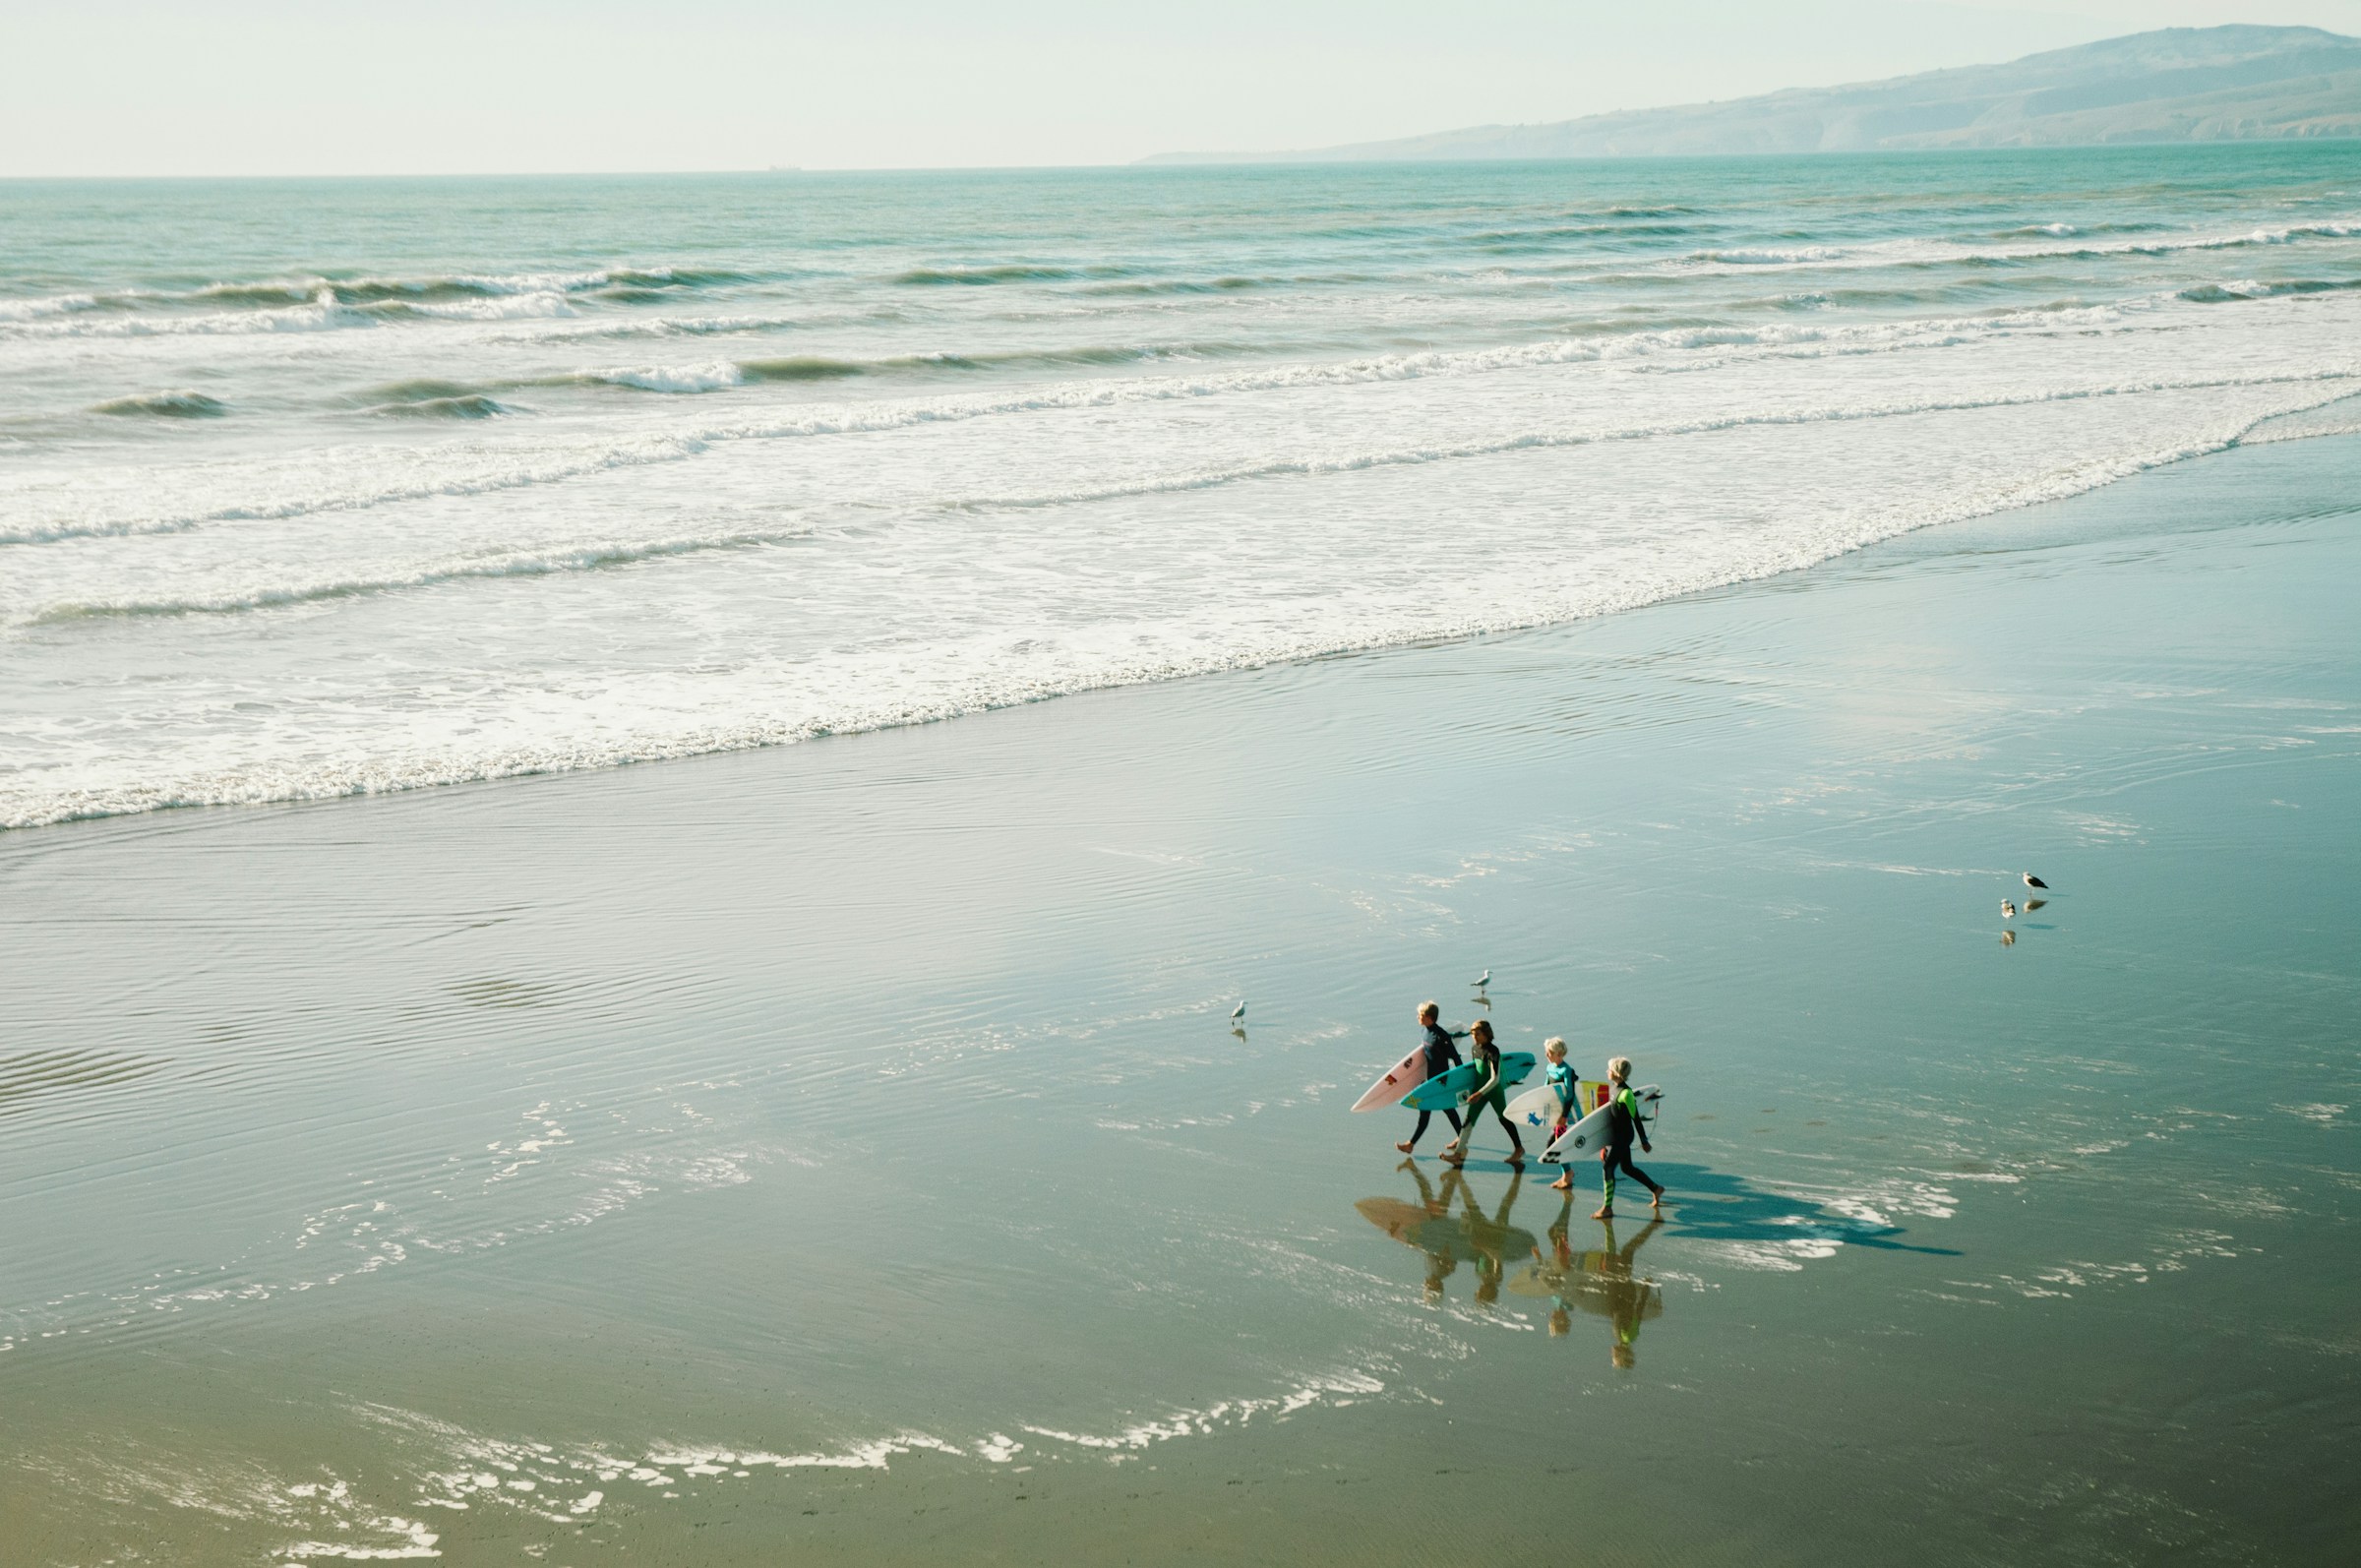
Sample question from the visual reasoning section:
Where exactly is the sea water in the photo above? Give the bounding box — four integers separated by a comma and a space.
3, 151, 2358, 1565
6, 146, 2361, 828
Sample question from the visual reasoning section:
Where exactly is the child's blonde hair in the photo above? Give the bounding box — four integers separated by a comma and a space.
1544, 1037, 1567, 1060
1608, 1055, 1633, 1084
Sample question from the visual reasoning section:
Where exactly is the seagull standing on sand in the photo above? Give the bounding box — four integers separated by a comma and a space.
2001, 900, 2016, 919
1231, 1000, 1246, 1023
2023, 873, 2049, 890
1473, 969, 1490, 991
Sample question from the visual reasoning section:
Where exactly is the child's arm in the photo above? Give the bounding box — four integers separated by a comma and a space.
1460, 1058, 1500, 1105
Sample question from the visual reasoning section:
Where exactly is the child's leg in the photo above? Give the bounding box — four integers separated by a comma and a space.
1623, 1154, 1665, 1198
1599, 1152, 1618, 1212
1492, 1106, 1525, 1155
1400, 1106, 1465, 1152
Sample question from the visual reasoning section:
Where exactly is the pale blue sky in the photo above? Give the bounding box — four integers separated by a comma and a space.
5, 1, 2358, 176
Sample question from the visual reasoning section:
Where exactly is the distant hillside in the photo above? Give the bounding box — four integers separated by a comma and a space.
1143, 26, 2361, 164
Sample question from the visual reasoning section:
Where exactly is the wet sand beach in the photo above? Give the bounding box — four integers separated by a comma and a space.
3, 433, 2357, 1564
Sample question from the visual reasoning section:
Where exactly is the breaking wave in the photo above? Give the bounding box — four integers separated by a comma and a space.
12, 297, 2348, 549
90, 390, 229, 419
363, 393, 513, 419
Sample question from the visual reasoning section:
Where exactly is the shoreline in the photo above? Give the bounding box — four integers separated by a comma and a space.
12, 409, 2360, 840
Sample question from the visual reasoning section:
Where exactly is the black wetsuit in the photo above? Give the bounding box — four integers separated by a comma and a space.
1404, 1023, 1464, 1149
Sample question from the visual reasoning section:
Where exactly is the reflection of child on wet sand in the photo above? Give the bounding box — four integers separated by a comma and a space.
1455, 1169, 1528, 1308
1400, 1160, 1461, 1297
1537, 1194, 1664, 1367
1383, 1162, 1535, 1305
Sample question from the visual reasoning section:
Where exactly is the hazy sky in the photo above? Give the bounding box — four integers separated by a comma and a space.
6, 1, 2358, 176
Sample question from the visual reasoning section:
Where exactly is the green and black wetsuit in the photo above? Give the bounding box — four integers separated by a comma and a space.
1599, 1082, 1662, 1210
1446, 1040, 1527, 1159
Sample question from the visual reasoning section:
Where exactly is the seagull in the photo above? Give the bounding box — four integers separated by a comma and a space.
2001, 900, 2016, 919
1473, 969, 1490, 990
2022, 874, 2049, 890
1230, 999, 1246, 1023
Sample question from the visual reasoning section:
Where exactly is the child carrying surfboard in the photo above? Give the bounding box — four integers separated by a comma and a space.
1442, 1019, 1527, 1168
1543, 1038, 1583, 1192
1593, 1055, 1665, 1219
1395, 1001, 1465, 1154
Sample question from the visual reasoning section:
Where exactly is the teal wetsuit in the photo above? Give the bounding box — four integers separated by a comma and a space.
1544, 1061, 1577, 1128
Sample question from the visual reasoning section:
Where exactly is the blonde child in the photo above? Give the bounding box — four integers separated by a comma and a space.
1543, 1038, 1584, 1191
1593, 1055, 1665, 1220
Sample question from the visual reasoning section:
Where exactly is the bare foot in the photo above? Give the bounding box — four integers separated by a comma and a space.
1549, 1176, 1572, 1191
1394, 1141, 1415, 1154
1505, 1152, 1526, 1168
1591, 1208, 1613, 1220
1651, 1189, 1665, 1209
1441, 1151, 1467, 1167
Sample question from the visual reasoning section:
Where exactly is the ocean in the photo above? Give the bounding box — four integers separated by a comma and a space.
3, 151, 2358, 1566
6, 146, 2361, 830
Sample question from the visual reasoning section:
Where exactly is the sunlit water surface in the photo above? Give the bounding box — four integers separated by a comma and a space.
2, 434, 2355, 1564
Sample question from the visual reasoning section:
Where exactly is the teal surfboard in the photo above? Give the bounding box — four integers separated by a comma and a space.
1402, 1052, 1536, 1112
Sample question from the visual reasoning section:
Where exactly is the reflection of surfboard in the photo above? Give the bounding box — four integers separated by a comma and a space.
1541, 1085, 1661, 1163
1508, 1262, 1664, 1325
1402, 1053, 1536, 1113
1351, 1046, 1427, 1112
1357, 1197, 1537, 1269
1355, 1196, 1432, 1243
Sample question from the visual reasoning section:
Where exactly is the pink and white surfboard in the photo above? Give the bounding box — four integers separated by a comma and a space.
1350, 1045, 1427, 1112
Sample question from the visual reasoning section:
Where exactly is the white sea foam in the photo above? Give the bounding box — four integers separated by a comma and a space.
403, 291, 577, 322
579, 361, 747, 392
7, 173, 2361, 831
0, 291, 99, 322
0, 292, 2285, 546
2, 288, 369, 338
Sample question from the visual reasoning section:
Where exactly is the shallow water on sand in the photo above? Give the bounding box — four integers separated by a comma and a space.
2, 436, 2357, 1564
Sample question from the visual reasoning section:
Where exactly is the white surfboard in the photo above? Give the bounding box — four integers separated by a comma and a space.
1504, 1081, 1569, 1140
1542, 1085, 1661, 1163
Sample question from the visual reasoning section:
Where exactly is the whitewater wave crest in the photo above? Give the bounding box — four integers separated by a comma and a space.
91, 390, 230, 419
4, 293, 2341, 548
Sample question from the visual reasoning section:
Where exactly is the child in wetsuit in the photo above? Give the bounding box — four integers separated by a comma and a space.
1442, 1019, 1527, 1168
1594, 1055, 1665, 1220
1396, 1000, 1465, 1154
1542, 1037, 1583, 1191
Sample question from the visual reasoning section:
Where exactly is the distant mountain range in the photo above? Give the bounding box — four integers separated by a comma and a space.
1142, 26, 2361, 164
